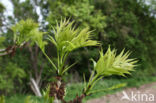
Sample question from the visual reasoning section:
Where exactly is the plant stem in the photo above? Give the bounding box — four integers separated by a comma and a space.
43, 51, 57, 70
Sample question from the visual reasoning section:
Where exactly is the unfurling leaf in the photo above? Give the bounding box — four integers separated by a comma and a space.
84, 47, 137, 95
11, 19, 47, 51
12, 19, 38, 46
47, 19, 100, 75
95, 47, 137, 76
49, 19, 99, 54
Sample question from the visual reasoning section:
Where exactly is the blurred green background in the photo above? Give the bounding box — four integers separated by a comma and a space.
0, 0, 156, 102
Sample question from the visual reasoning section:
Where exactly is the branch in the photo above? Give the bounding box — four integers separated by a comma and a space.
0, 50, 13, 56
43, 51, 57, 71
30, 77, 42, 97
28, 45, 38, 79
0, 48, 6, 52
36, 60, 44, 86
0, 44, 21, 57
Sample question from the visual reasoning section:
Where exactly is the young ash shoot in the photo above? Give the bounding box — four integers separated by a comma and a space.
0, 18, 138, 103
42, 19, 99, 76
83, 47, 137, 96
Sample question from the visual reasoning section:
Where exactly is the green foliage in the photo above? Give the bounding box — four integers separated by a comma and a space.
4, 94, 44, 103
47, 0, 106, 32
24, 96, 35, 103
11, 19, 47, 49
94, 48, 137, 76
0, 62, 26, 94
0, 37, 5, 47
146, 0, 156, 11
0, 95, 5, 103
11, 0, 38, 21
0, 3, 5, 13
4, 76, 156, 103
7, 18, 137, 102
0, 3, 5, 33
83, 47, 137, 95
11, 19, 38, 46
0, 0, 155, 101
30, 29, 47, 52
42, 86, 54, 103
49, 19, 99, 53
34, 19, 137, 101
87, 83, 127, 94
41, 19, 99, 76
92, 0, 156, 77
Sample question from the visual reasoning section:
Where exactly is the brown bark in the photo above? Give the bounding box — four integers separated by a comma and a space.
49, 76, 87, 103
0, 45, 16, 56
68, 94, 86, 103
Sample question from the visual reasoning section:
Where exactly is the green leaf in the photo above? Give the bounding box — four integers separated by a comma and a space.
94, 47, 137, 76
61, 62, 77, 75
88, 83, 127, 94
50, 18, 99, 54
0, 95, 5, 103
87, 76, 103, 95
24, 96, 34, 103
90, 58, 97, 69
48, 19, 100, 75
43, 85, 54, 103
11, 19, 47, 51
42, 52, 57, 71
12, 19, 38, 46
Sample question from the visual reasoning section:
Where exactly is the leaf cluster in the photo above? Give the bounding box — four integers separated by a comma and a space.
10, 19, 138, 101
11, 19, 47, 49
45, 19, 99, 75
94, 47, 137, 77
